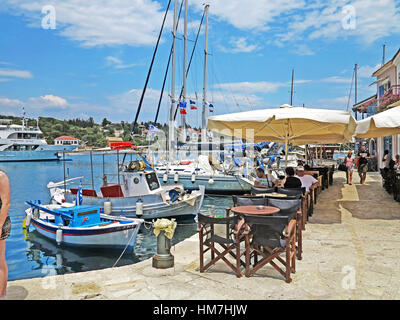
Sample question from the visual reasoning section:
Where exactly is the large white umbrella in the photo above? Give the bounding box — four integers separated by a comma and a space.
355, 106, 400, 138
207, 104, 357, 164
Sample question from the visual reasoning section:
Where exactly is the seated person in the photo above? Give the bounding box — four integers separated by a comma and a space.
296, 166, 319, 192
283, 167, 302, 189
254, 167, 278, 188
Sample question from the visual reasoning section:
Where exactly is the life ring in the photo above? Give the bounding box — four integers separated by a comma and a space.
179, 160, 192, 165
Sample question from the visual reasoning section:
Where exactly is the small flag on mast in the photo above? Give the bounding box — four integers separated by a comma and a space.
179, 101, 187, 115
190, 100, 197, 110
76, 184, 83, 206
209, 103, 214, 113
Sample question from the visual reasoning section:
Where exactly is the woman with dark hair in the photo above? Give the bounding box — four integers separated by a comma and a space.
283, 167, 302, 189
345, 151, 354, 185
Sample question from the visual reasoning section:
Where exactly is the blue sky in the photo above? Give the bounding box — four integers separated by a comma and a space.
0, 0, 400, 126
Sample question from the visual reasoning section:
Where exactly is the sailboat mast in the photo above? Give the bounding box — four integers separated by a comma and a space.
169, 0, 178, 161
290, 69, 294, 106
181, 0, 188, 136
201, 4, 209, 144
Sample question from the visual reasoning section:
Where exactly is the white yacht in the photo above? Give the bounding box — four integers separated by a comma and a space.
0, 118, 77, 162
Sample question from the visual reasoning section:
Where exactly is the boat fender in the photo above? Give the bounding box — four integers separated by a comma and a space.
191, 172, 196, 183
208, 177, 214, 185
136, 198, 144, 216
56, 228, 63, 245
179, 160, 192, 165
25, 211, 32, 229
104, 201, 112, 215
163, 172, 168, 183
174, 171, 179, 183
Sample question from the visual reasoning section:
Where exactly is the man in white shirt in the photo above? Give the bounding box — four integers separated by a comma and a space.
296, 166, 319, 192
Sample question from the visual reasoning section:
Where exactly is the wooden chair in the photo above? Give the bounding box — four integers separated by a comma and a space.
198, 213, 248, 277
251, 186, 276, 195
277, 187, 309, 229
267, 198, 303, 260
243, 215, 296, 283
232, 195, 267, 207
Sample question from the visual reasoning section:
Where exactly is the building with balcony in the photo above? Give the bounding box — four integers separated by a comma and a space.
353, 48, 400, 168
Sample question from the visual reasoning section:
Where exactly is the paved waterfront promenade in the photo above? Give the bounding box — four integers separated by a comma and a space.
6, 171, 400, 300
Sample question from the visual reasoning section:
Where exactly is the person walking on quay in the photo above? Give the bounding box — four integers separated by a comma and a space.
382, 150, 391, 170
345, 151, 354, 185
356, 145, 370, 185
0, 170, 10, 299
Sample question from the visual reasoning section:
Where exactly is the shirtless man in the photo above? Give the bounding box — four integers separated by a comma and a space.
0, 170, 11, 299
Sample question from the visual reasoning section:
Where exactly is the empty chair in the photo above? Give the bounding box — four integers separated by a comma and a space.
232, 195, 267, 207
251, 186, 276, 195
278, 187, 312, 224
267, 198, 303, 260
276, 187, 304, 197
198, 213, 245, 277
243, 215, 296, 283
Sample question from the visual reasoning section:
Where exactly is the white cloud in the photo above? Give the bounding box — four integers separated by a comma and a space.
105, 56, 138, 69
276, 0, 400, 45
0, 68, 33, 78
357, 64, 381, 78
219, 37, 260, 53
191, 0, 305, 30
5, 0, 170, 47
321, 76, 353, 84
29, 94, 68, 108
0, 97, 24, 107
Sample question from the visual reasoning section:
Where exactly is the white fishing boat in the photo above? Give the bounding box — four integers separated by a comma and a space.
25, 201, 143, 250
47, 159, 205, 219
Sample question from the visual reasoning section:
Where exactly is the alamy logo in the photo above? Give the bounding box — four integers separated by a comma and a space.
341, 5, 356, 30
341, 265, 356, 290
41, 5, 56, 30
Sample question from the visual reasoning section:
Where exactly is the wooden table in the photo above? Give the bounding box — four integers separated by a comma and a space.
253, 192, 287, 198
230, 205, 280, 216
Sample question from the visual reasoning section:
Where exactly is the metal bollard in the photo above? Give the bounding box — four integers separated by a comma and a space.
152, 230, 174, 269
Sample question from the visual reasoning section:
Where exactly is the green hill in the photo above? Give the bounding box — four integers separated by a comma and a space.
0, 115, 167, 147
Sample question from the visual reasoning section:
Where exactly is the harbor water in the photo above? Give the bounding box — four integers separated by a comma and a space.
1, 153, 232, 281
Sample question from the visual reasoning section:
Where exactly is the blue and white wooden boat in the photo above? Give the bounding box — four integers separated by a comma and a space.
25, 201, 143, 250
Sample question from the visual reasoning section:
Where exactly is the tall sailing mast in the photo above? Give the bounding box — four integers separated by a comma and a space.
181, 0, 188, 140
169, 0, 178, 161
201, 4, 209, 145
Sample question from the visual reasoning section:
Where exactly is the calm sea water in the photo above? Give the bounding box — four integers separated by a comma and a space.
1, 153, 233, 281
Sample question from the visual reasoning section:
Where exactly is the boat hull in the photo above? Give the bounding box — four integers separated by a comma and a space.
64, 188, 205, 219
157, 173, 252, 195
0, 145, 76, 162
28, 213, 142, 249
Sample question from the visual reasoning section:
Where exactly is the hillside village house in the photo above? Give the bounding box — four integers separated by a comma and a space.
353, 48, 400, 169
54, 136, 80, 146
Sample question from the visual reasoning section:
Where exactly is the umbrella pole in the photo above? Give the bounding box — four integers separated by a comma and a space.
285, 136, 289, 168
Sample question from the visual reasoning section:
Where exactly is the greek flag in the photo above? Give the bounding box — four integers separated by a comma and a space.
149, 124, 160, 132
76, 184, 83, 206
